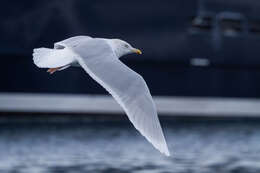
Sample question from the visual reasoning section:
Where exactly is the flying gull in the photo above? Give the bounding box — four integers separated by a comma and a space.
33, 36, 170, 156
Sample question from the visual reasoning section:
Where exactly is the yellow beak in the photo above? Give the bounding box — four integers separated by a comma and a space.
133, 48, 142, 55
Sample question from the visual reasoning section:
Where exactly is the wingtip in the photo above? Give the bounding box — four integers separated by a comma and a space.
164, 150, 171, 157
158, 141, 171, 157
160, 145, 170, 157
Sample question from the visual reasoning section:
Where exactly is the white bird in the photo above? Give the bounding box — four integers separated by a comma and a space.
33, 36, 170, 156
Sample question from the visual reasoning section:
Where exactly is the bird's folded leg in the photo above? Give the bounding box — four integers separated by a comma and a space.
47, 65, 70, 74
47, 67, 60, 74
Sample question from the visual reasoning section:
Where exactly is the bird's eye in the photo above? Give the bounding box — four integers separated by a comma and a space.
124, 44, 129, 48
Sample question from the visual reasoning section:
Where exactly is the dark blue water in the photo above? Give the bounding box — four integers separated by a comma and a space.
0, 119, 260, 173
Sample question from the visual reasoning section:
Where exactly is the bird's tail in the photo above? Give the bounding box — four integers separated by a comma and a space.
33, 48, 55, 68
33, 47, 74, 69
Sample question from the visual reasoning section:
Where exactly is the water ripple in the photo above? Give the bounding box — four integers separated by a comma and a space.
0, 120, 259, 173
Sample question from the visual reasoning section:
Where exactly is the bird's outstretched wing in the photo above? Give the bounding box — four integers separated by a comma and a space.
71, 39, 170, 156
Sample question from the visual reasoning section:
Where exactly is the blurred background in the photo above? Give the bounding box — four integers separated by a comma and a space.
0, 0, 260, 173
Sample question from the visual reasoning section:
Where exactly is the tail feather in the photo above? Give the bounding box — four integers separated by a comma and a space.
33, 48, 55, 68
32, 47, 75, 69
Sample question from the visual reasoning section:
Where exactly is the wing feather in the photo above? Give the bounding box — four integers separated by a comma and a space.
71, 39, 170, 156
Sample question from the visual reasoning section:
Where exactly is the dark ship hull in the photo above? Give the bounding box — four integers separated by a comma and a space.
1, 0, 260, 98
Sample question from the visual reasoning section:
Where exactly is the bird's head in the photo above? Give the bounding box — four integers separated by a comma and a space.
109, 39, 142, 58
